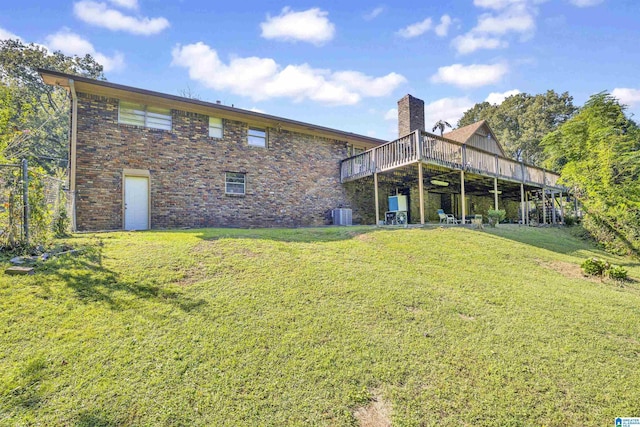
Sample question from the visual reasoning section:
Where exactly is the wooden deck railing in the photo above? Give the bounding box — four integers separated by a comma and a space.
374, 133, 418, 171
340, 130, 563, 189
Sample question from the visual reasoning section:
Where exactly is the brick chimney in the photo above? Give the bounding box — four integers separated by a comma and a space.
397, 94, 425, 137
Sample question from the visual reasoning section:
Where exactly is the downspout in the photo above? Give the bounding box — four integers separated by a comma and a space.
68, 79, 78, 232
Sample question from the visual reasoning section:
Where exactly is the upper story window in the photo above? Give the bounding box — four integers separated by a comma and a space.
209, 117, 223, 138
248, 127, 267, 148
118, 101, 172, 131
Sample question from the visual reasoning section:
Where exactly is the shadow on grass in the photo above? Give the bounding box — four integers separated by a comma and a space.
481, 225, 640, 267
37, 245, 207, 312
189, 225, 377, 243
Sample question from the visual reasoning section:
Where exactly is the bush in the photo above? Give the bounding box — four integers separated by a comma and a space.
487, 209, 506, 228
564, 215, 576, 226
52, 206, 70, 237
581, 257, 628, 281
607, 265, 628, 281
581, 257, 607, 276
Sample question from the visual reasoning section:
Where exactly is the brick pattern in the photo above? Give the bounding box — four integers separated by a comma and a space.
397, 94, 425, 137
74, 93, 358, 230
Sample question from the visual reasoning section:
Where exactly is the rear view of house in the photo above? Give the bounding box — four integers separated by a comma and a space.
40, 69, 567, 231
40, 69, 381, 231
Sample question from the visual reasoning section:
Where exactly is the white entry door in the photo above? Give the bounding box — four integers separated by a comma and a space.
124, 175, 149, 230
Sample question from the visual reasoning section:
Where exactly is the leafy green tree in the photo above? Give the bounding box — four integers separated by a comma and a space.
0, 39, 104, 171
543, 92, 640, 256
458, 91, 576, 164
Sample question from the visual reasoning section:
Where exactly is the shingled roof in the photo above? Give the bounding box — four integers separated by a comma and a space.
444, 120, 506, 156
444, 120, 488, 144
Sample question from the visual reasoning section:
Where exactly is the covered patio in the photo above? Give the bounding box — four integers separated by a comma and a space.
341, 129, 570, 226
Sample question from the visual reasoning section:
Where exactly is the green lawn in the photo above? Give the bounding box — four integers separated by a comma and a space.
1, 225, 639, 426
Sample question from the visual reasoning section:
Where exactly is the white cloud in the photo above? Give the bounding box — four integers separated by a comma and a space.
364, 6, 384, 20
611, 88, 640, 107
260, 7, 335, 45
249, 107, 266, 114
397, 18, 433, 38
568, 0, 604, 6
0, 27, 21, 41
434, 15, 453, 37
384, 108, 397, 121
454, 1, 536, 54
431, 63, 508, 88
73, 1, 170, 35
473, 0, 527, 10
46, 29, 125, 72
171, 42, 406, 105
474, 4, 536, 36
452, 33, 507, 54
424, 97, 475, 130
108, 0, 137, 9
485, 89, 520, 104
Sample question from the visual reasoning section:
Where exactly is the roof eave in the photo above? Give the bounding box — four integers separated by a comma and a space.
37, 68, 387, 148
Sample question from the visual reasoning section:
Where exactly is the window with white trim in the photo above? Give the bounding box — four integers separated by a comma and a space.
248, 127, 267, 147
209, 117, 223, 138
118, 101, 172, 131
225, 172, 246, 195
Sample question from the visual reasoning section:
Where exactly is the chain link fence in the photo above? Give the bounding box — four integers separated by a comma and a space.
0, 160, 68, 249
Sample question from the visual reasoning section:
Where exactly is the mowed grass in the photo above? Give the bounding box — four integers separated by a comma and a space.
1, 225, 639, 426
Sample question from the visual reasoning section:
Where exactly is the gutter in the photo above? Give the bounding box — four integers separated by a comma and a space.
68, 79, 78, 232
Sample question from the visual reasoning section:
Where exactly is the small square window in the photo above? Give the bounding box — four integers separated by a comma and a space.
225, 172, 246, 195
209, 117, 223, 138
248, 127, 267, 147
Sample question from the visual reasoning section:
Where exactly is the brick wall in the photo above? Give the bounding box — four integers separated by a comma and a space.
74, 93, 361, 230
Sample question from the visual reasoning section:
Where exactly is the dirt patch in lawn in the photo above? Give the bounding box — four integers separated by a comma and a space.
353, 391, 392, 427
537, 259, 599, 282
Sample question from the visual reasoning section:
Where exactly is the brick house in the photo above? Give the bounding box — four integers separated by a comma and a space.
39, 69, 384, 231
40, 69, 566, 231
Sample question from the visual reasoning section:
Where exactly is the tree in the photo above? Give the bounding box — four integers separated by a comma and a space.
432, 119, 451, 136
543, 92, 640, 256
0, 39, 104, 171
458, 91, 576, 164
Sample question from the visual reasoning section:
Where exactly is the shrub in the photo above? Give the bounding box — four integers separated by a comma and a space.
607, 265, 628, 281
52, 205, 70, 237
581, 257, 628, 281
564, 215, 576, 226
487, 209, 506, 228
581, 257, 607, 276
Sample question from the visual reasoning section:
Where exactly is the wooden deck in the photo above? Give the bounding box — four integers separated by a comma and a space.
340, 130, 562, 190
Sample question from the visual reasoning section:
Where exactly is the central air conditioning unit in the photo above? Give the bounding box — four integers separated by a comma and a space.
332, 208, 352, 226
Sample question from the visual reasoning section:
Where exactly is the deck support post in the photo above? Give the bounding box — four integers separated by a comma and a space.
418, 162, 425, 225
460, 170, 466, 225
520, 182, 525, 226
560, 191, 565, 224
493, 177, 499, 210
374, 172, 380, 226
551, 191, 557, 224
542, 187, 547, 225
525, 191, 530, 226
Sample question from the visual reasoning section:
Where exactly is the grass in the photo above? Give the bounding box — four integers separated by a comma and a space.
1, 225, 639, 426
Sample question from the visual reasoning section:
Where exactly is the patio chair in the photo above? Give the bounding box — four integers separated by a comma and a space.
437, 209, 459, 224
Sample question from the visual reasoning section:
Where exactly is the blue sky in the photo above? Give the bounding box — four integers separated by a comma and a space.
1, 0, 639, 140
